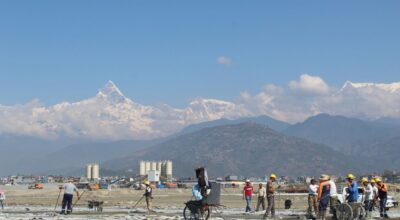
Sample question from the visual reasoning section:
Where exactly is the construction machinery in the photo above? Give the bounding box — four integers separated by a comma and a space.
88, 183, 100, 191
28, 183, 44, 189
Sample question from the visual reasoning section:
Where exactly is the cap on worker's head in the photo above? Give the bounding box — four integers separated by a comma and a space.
270, 174, 277, 179
361, 177, 369, 183
319, 174, 329, 181
347, 173, 355, 180
143, 180, 150, 185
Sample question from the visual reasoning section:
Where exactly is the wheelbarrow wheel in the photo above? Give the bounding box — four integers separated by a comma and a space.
337, 203, 353, 220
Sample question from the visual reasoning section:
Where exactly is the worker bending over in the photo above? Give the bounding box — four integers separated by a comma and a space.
60, 181, 79, 215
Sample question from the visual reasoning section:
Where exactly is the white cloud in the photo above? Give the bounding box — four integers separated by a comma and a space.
217, 56, 232, 67
288, 74, 330, 94
238, 77, 400, 123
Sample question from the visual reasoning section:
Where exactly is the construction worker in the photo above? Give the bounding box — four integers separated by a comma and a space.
346, 174, 358, 203
255, 183, 266, 211
143, 180, 153, 213
375, 178, 388, 218
263, 173, 277, 219
371, 179, 379, 209
361, 178, 373, 218
317, 174, 331, 220
0, 191, 5, 209
307, 179, 318, 217
329, 176, 338, 220
242, 179, 253, 213
60, 181, 80, 215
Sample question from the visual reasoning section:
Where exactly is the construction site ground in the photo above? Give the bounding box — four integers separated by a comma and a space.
0, 184, 400, 219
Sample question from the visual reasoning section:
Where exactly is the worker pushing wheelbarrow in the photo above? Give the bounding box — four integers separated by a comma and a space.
336, 174, 366, 220
183, 167, 223, 220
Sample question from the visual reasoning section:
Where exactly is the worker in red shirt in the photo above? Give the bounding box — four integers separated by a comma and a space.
243, 179, 254, 212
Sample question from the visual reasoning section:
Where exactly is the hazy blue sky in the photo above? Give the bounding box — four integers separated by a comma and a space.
1, 1, 399, 107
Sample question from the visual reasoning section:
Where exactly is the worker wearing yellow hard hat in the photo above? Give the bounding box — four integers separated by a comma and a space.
346, 173, 358, 203
143, 180, 153, 213
263, 173, 277, 219
370, 178, 379, 211
375, 177, 389, 217
362, 177, 374, 218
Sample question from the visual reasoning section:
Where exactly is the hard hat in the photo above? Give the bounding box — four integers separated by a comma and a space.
143, 180, 150, 185
347, 174, 355, 180
375, 178, 382, 183
370, 179, 376, 183
245, 179, 250, 183
270, 174, 277, 179
319, 174, 329, 181
361, 177, 368, 183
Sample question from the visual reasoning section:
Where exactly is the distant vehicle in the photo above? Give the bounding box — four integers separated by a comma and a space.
28, 183, 44, 189
386, 196, 399, 209
88, 183, 100, 191
338, 187, 398, 210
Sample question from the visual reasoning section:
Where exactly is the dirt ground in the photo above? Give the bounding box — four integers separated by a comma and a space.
1, 184, 310, 209
1, 184, 400, 219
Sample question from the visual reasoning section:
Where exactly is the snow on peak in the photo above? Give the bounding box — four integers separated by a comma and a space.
189, 98, 235, 107
184, 98, 238, 122
340, 81, 400, 93
98, 80, 123, 96
96, 80, 127, 103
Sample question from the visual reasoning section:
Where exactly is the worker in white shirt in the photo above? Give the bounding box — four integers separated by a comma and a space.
329, 177, 338, 220
307, 179, 318, 217
255, 183, 266, 211
0, 191, 5, 209
362, 178, 374, 218
143, 180, 153, 213
371, 179, 379, 210
60, 181, 80, 215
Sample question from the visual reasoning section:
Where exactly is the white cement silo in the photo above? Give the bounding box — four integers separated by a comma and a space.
86, 164, 92, 180
157, 161, 162, 172
139, 161, 146, 176
151, 161, 157, 171
91, 163, 100, 180
145, 161, 151, 174
166, 160, 173, 177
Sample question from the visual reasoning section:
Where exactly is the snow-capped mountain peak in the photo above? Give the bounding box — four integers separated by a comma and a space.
340, 81, 400, 93
2, 77, 400, 141
96, 80, 128, 103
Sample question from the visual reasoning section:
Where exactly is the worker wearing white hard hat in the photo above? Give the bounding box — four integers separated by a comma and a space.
243, 179, 253, 212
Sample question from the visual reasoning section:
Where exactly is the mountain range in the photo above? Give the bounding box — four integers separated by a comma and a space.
1, 80, 400, 176
104, 123, 363, 177
283, 114, 400, 152
1, 112, 400, 177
